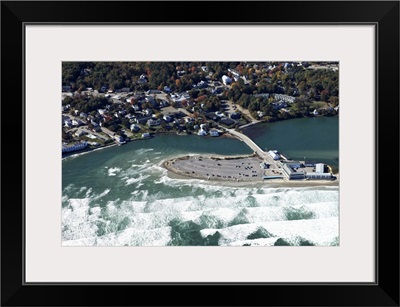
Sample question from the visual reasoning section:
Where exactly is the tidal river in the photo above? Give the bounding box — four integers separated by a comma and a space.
62, 116, 339, 246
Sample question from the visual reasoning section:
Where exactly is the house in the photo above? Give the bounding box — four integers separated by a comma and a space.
114, 135, 126, 144
228, 68, 240, 78
72, 119, 83, 126
137, 74, 148, 84
147, 119, 161, 126
145, 96, 158, 108
91, 120, 99, 127
135, 116, 152, 125
163, 115, 173, 122
205, 112, 218, 121
64, 119, 72, 128
79, 112, 88, 119
197, 129, 207, 136
219, 118, 235, 126
163, 86, 171, 93
222, 75, 232, 85
97, 109, 106, 115
200, 124, 207, 130
197, 80, 208, 89
130, 124, 141, 132
132, 105, 141, 112
92, 126, 101, 132
210, 129, 219, 137
74, 129, 85, 137
230, 112, 241, 119
160, 100, 169, 108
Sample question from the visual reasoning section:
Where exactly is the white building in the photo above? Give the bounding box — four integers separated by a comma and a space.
197, 129, 207, 136
210, 129, 219, 137
316, 163, 325, 173
222, 75, 232, 85
268, 150, 280, 160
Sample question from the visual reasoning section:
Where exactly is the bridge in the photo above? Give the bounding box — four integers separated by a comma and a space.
226, 129, 276, 165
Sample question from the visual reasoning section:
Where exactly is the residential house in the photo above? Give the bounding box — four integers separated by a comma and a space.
163, 115, 173, 122
137, 74, 147, 84
74, 129, 85, 137
230, 112, 241, 119
147, 119, 161, 126
130, 124, 141, 132
222, 75, 232, 85
197, 129, 207, 136
64, 119, 72, 128
219, 118, 235, 126
145, 96, 158, 108
210, 129, 219, 137
135, 116, 152, 125
72, 119, 83, 126
114, 135, 126, 144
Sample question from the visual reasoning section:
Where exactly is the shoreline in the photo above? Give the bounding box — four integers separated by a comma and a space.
165, 166, 339, 189
62, 142, 118, 160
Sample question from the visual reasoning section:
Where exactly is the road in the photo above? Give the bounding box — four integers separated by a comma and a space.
226, 128, 276, 166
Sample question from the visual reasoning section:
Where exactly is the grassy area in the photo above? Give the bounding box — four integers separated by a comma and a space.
307, 101, 329, 108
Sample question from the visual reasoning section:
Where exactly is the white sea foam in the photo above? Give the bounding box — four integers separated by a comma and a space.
108, 167, 122, 176
212, 217, 338, 246
125, 174, 151, 186
95, 226, 172, 246
62, 198, 99, 241
134, 148, 154, 155
62, 174, 339, 246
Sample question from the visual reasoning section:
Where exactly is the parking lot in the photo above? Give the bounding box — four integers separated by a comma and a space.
164, 155, 265, 181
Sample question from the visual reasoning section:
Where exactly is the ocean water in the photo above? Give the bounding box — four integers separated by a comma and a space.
62, 118, 339, 246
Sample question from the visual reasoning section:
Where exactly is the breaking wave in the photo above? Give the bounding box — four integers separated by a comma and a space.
62, 184, 339, 246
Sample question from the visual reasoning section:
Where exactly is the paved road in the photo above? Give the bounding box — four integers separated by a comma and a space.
226, 128, 276, 166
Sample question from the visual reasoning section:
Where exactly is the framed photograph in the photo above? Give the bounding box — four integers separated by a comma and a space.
1, 1, 399, 306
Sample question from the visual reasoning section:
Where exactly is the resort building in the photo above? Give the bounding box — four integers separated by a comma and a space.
282, 163, 306, 180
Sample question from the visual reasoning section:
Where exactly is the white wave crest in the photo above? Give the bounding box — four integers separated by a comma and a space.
108, 167, 122, 176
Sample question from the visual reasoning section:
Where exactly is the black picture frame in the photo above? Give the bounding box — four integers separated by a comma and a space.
1, 1, 399, 306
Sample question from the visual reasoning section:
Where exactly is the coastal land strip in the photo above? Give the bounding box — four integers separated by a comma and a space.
162, 154, 339, 188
